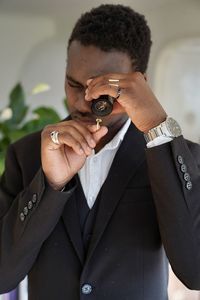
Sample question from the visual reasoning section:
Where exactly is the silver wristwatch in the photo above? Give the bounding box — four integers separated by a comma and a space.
144, 117, 182, 143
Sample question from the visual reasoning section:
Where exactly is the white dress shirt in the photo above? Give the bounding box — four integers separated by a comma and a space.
78, 119, 172, 209
78, 119, 131, 208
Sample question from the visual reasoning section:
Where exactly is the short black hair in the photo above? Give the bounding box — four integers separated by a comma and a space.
68, 4, 152, 73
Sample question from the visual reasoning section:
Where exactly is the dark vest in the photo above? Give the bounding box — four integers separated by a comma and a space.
75, 178, 102, 255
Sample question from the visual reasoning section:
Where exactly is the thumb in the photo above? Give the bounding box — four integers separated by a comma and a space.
87, 125, 108, 143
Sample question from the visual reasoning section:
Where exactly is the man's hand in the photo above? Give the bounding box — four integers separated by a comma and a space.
85, 72, 167, 133
41, 120, 108, 190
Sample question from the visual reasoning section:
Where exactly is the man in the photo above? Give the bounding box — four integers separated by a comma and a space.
0, 4, 200, 300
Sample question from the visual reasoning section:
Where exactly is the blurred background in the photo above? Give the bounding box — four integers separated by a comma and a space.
0, 0, 200, 299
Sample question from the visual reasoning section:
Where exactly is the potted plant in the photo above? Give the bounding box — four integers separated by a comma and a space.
0, 83, 67, 174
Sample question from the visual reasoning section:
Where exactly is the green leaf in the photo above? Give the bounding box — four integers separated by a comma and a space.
0, 136, 10, 153
8, 83, 28, 125
0, 152, 5, 175
7, 129, 28, 143
33, 106, 61, 123
22, 106, 61, 133
21, 119, 44, 133
0, 122, 13, 137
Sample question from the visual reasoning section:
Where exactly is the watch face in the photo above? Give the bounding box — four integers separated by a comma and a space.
166, 117, 182, 137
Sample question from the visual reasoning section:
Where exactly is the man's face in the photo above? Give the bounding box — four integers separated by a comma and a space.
65, 40, 133, 129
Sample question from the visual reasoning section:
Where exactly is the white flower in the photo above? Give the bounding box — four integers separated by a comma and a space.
32, 113, 40, 120
31, 83, 51, 95
0, 107, 13, 121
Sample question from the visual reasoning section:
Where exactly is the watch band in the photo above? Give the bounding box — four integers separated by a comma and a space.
144, 117, 182, 143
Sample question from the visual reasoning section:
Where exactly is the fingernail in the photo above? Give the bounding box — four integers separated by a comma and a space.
85, 89, 89, 100
87, 79, 93, 85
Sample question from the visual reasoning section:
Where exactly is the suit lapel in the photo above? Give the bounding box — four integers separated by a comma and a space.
61, 177, 85, 265
85, 123, 146, 264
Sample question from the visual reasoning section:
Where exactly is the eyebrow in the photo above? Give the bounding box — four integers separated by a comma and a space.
66, 75, 84, 86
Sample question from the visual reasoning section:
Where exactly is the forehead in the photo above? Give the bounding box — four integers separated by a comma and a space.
66, 40, 132, 83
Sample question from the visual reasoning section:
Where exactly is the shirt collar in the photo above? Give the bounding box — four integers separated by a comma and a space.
94, 118, 131, 156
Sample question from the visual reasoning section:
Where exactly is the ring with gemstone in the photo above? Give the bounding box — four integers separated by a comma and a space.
50, 130, 60, 145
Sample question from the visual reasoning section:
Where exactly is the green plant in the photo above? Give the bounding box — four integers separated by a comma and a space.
0, 83, 67, 174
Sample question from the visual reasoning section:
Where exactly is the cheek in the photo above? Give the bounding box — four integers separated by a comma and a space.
65, 86, 76, 111
65, 86, 87, 112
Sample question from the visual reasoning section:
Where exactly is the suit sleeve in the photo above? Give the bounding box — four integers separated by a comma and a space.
0, 143, 76, 293
145, 135, 200, 290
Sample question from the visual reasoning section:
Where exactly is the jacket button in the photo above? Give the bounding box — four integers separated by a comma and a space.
32, 194, 37, 203
23, 206, 28, 216
177, 155, 184, 164
20, 212, 25, 222
186, 181, 192, 190
184, 172, 191, 182
28, 200, 33, 210
82, 284, 92, 294
181, 164, 187, 173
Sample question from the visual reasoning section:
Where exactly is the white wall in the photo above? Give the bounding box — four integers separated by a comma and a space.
0, 0, 200, 118
0, 14, 53, 97
0, 1, 200, 299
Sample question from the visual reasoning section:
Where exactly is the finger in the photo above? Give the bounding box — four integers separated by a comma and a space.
85, 79, 129, 101
58, 131, 92, 156
58, 125, 96, 155
44, 124, 94, 156
87, 125, 108, 142
46, 120, 96, 149
93, 126, 108, 142
86, 73, 127, 89
63, 121, 96, 148
87, 124, 107, 133
86, 74, 124, 100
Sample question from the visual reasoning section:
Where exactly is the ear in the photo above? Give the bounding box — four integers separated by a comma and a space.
143, 73, 147, 81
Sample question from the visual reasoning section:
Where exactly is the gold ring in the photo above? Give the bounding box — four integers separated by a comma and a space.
108, 78, 119, 87
108, 79, 120, 82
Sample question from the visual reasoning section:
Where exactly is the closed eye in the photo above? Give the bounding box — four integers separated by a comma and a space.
67, 81, 83, 89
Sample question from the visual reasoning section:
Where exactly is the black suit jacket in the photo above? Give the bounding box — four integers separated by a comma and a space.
0, 123, 200, 300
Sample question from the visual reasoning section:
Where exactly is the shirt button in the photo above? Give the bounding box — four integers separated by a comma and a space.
82, 284, 92, 295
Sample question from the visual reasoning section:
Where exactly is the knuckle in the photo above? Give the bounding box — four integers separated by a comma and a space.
42, 125, 56, 137
63, 132, 71, 141
41, 127, 51, 138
